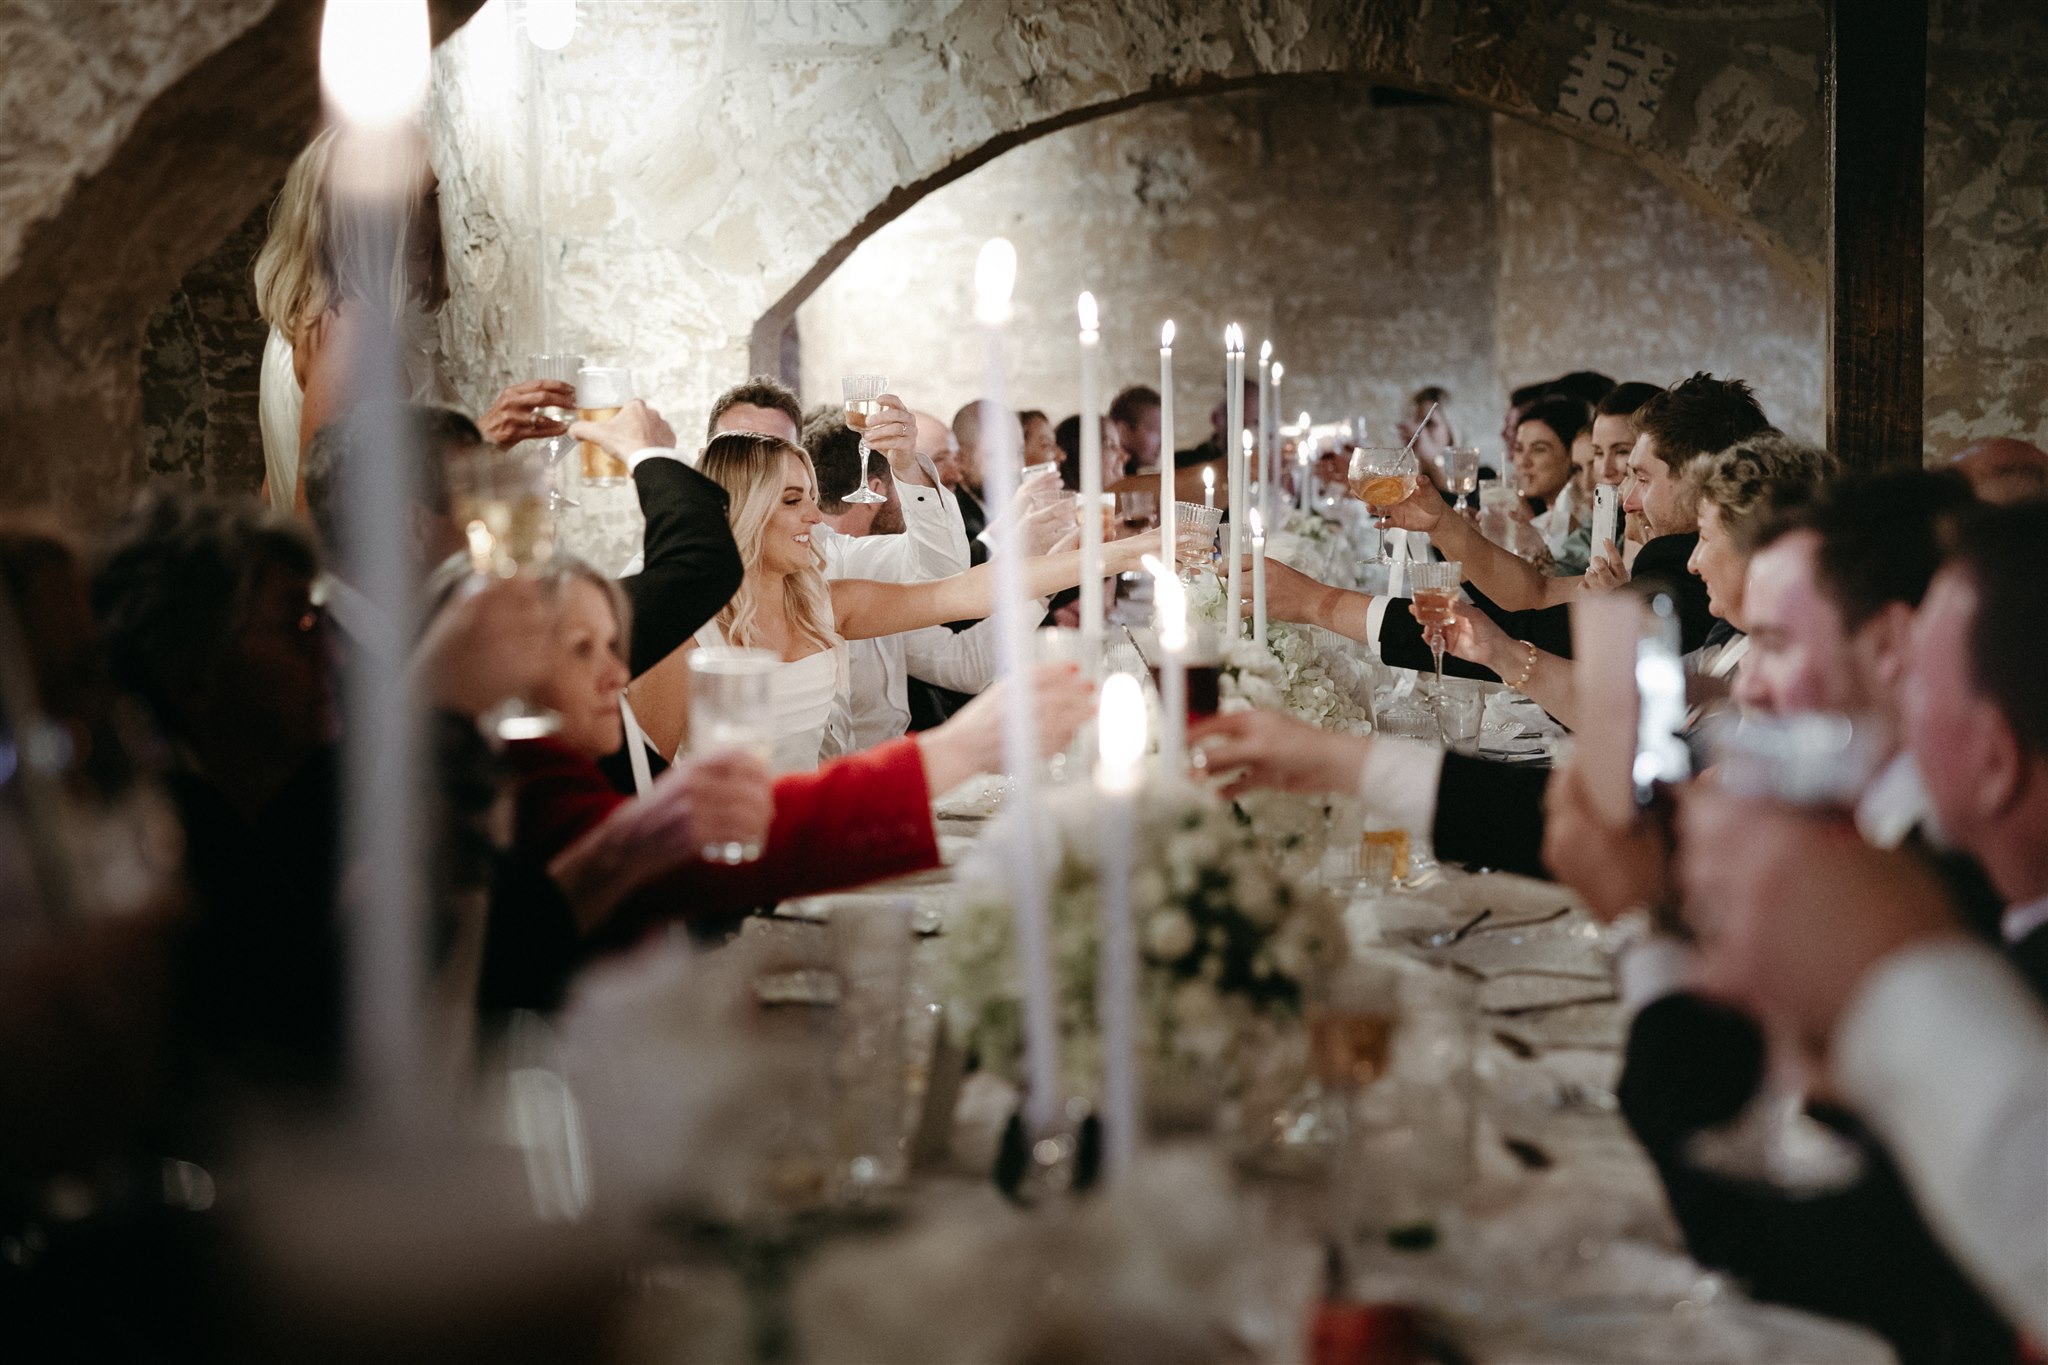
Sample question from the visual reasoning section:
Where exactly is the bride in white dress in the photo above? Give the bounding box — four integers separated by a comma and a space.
628, 430, 1149, 772
252, 127, 574, 516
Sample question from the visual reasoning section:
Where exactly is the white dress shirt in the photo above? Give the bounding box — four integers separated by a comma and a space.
820, 456, 1004, 754
1836, 939, 2048, 1338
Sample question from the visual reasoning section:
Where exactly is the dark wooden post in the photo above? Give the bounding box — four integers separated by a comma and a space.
1825, 0, 1926, 470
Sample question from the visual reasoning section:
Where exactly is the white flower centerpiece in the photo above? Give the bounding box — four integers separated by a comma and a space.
946, 779, 1347, 1124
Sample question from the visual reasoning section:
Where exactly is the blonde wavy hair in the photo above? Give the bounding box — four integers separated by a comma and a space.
253, 125, 450, 344
1686, 434, 1840, 555
697, 432, 839, 656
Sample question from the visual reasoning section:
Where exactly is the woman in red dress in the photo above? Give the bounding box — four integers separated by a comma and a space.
481, 557, 1093, 1008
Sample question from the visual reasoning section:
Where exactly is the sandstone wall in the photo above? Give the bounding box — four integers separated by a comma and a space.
796, 85, 1503, 455
1490, 114, 1824, 441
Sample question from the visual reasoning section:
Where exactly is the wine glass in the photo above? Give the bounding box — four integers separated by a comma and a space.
839, 374, 890, 505
1444, 447, 1480, 512
1171, 501, 1223, 581
1257, 958, 1401, 1177
527, 351, 584, 510
447, 446, 561, 740
686, 647, 779, 862
574, 365, 635, 488
1348, 446, 1420, 566
1407, 560, 1464, 740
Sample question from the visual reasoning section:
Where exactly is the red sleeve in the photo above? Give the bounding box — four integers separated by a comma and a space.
503, 738, 630, 865
613, 736, 940, 929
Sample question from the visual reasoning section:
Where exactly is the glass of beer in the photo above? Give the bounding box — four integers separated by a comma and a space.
447, 446, 560, 740
686, 647, 779, 862
574, 365, 635, 487
839, 374, 889, 504
1348, 445, 1420, 565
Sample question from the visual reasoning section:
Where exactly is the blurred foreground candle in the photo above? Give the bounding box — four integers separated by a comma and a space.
1224, 326, 1246, 637
1266, 360, 1284, 524
1158, 321, 1176, 571
1297, 409, 1314, 513
1202, 464, 1215, 510
1250, 507, 1268, 650
1256, 341, 1272, 523
1146, 554, 1187, 775
976, 239, 1061, 1137
1096, 673, 1147, 1180
1077, 292, 1103, 673
321, 0, 431, 1130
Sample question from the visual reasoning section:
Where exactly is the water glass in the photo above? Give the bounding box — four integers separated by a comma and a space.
1171, 501, 1224, 580
686, 647, 779, 862
1444, 447, 1481, 510
1437, 679, 1484, 754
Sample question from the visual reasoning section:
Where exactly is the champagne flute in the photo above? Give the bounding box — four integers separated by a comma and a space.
448, 446, 561, 740
528, 352, 585, 510
574, 365, 635, 487
1444, 447, 1480, 512
1407, 561, 1464, 741
1348, 446, 1420, 565
839, 374, 890, 505
686, 648, 779, 863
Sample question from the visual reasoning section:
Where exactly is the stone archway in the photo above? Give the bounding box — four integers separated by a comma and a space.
428, 0, 1826, 458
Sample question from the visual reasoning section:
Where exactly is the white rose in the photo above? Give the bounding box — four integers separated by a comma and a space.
1144, 909, 1197, 960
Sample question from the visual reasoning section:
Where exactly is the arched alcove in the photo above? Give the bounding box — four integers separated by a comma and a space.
784, 79, 1825, 450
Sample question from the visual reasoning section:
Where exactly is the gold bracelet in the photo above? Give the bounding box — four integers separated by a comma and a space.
1506, 640, 1539, 691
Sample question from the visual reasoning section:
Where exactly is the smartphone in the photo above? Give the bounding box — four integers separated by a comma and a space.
1632, 591, 1690, 805
1591, 483, 1621, 557
1570, 588, 1689, 823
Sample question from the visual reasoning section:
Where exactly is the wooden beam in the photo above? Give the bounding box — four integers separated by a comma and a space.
1825, 0, 1926, 470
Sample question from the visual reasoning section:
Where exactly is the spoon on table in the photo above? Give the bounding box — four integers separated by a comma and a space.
1414, 908, 1491, 949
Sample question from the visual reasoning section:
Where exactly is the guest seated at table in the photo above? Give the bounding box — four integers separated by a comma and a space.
1675, 516, 2048, 1341
1586, 381, 1663, 554
1109, 384, 1163, 472
1295, 374, 1773, 685
1546, 472, 2017, 1365
1509, 393, 1593, 568
481, 552, 1095, 1007
949, 399, 1008, 546
1433, 432, 1834, 727
1020, 408, 1062, 474
624, 431, 1145, 771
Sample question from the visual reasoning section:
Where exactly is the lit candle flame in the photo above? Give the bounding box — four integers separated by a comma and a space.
1260, 338, 1273, 364
1160, 319, 1175, 350
320, 0, 430, 127
1225, 323, 1244, 356
974, 239, 1017, 324
1249, 507, 1265, 541
525, 0, 577, 50
1271, 361, 1284, 384
1077, 290, 1099, 338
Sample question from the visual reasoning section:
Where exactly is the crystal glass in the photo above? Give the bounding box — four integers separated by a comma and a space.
686, 647, 778, 862
574, 365, 635, 487
838, 374, 890, 504
528, 351, 585, 509
1436, 677, 1484, 754
1444, 447, 1481, 511
1171, 501, 1223, 581
1255, 958, 1401, 1177
1406, 560, 1464, 737
1348, 446, 1420, 565
1115, 488, 1159, 534
447, 446, 561, 740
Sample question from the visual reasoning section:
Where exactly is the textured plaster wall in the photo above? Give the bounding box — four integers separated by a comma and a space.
1490, 114, 1824, 442
419, 0, 1831, 567
797, 86, 1502, 454
1922, 0, 2048, 452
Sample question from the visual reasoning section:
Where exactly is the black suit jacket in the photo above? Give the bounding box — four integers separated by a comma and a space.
1376, 532, 1715, 677
619, 456, 743, 679
1613, 856, 2045, 1365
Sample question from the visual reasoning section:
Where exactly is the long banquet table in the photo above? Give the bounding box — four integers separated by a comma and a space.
591, 793, 1895, 1365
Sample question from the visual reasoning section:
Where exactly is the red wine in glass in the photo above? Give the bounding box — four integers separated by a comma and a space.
1152, 663, 1222, 724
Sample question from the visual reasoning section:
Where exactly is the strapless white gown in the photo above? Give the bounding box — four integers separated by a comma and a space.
258, 313, 443, 516
692, 623, 847, 774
